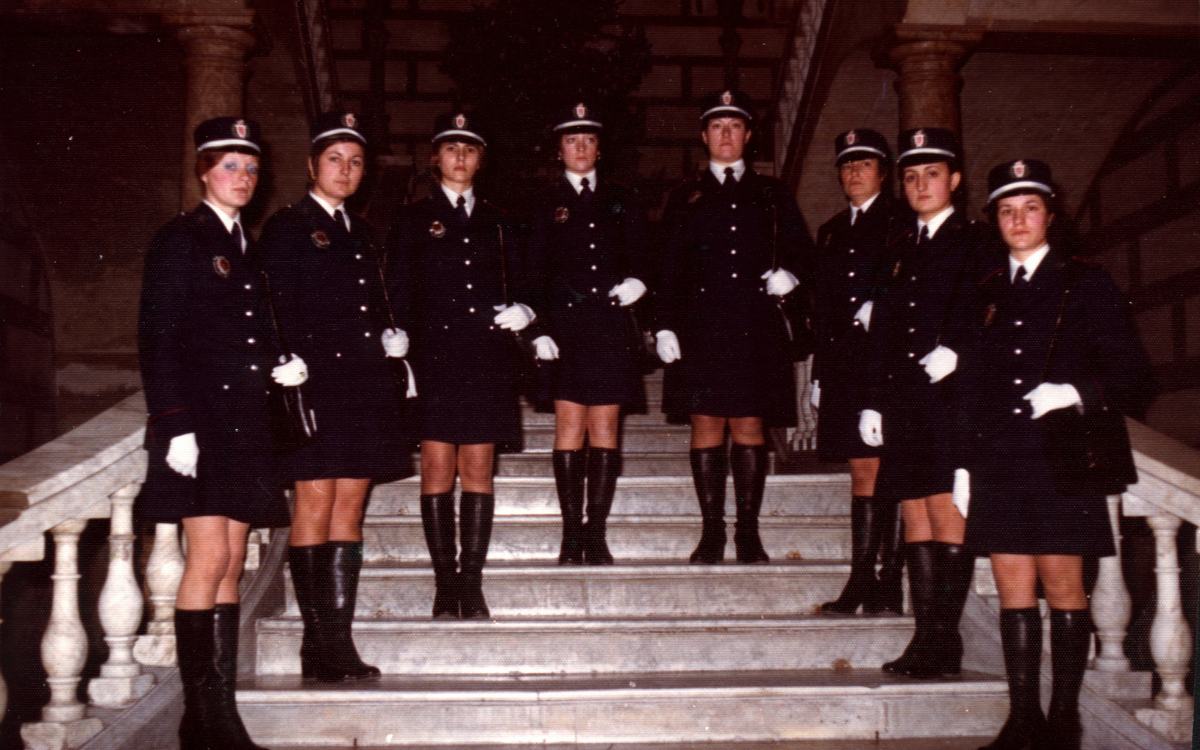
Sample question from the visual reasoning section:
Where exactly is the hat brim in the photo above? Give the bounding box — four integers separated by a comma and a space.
554, 120, 603, 132
988, 181, 1054, 203
433, 130, 487, 147
701, 105, 752, 122
312, 128, 367, 145
197, 138, 261, 154
836, 146, 889, 165
897, 148, 958, 168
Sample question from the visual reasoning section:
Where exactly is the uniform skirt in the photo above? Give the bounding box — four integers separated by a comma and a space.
136, 443, 290, 528
548, 300, 643, 406
815, 382, 881, 462
411, 335, 522, 445
964, 450, 1116, 557
278, 403, 412, 482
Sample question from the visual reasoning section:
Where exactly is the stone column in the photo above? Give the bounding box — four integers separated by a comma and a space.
172, 21, 257, 210
883, 28, 981, 141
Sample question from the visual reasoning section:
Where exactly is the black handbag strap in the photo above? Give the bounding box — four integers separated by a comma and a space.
1039, 258, 1087, 384
259, 270, 292, 360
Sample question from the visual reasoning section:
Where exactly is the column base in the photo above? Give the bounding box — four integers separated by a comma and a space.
133, 633, 176, 667
1135, 703, 1193, 742
1084, 668, 1153, 702
21, 718, 103, 750
87, 672, 155, 708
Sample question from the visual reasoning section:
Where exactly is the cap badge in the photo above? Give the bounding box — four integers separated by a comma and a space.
233, 120, 248, 139
455, 114, 467, 129
343, 113, 357, 128
429, 220, 446, 238
212, 255, 231, 278
845, 131, 856, 145
721, 91, 733, 106
311, 230, 330, 249
575, 103, 587, 118
1012, 160, 1026, 178
555, 207, 569, 224
913, 130, 926, 148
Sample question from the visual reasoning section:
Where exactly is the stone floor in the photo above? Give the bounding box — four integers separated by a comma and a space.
275, 740, 994, 749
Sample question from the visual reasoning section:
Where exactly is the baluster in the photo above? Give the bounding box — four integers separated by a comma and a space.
133, 522, 185, 667
21, 519, 102, 750
1092, 495, 1132, 672
0, 561, 10, 720
89, 486, 154, 707
1134, 513, 1195, 742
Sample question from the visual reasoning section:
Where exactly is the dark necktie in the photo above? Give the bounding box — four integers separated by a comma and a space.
333, 209, 347, 232
917, 224, 930, 245
724, 167, 736, 186
1013, 265, 1030, 292
580, 177, 593, 205
455, 195, 469, 225
231, 222, 244, 255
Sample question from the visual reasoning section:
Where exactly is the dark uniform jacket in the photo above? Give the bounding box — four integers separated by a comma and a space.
385, 189, 523, 443
260, 195, 400, 414
812, 193, 905, 458
861, 209, 993, 463
525, 174, 650, 405
657, 167, 812, 423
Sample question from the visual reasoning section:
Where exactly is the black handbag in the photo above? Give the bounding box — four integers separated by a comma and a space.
1037, 261, 1138, 496
261, 271, 318, 453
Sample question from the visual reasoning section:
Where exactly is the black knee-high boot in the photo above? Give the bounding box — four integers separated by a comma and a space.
322, 542, 381, 681
212, 604, 268, 750
865, 501, 905, 616
821, 496, 879, 615
178, 608, 258, 750
459, 491, 495, 619
689, 446, 728, 564
421, 491, 459, 618
585, 448, 620, 565
553, 449, 587, 565
730, 443, 769, 564
287, 545, 325, 681
980, 607, 1046, 750
933, 542, 976, 677
882, 541, 938, 677
1041, 609, 1091, 750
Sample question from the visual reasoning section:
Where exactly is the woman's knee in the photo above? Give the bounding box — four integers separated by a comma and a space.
728, 417, 763, 446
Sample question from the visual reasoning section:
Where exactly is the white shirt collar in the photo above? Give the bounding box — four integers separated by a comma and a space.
202, 200, 245, 252
917, 205, 955, 240
309, 191, 351, 231
850, 192, 880, 224
565, 170, 597, 194
1010, 243, 1051, 282
440, 184, 476, 217
709, 159, 746, 184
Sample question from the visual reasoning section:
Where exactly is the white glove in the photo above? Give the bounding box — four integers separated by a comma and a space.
761, 268, 800, 296
381, 328, 409, 358
810, 380, 821, 409
533, 335, 560, 360
1023, 383, 1082, 419
656, 330, 681, 363
919, 345, 958, 383
952, 468, 970, 518
271, 354, 309, 386
493, 303, 536, 331
608, 277, 647, 306
166, 433, 199, 478
854, 301, 874, 332
858, 409, 883, 447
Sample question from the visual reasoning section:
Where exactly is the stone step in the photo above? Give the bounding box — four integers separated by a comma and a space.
491, 451, 692, 476
273, 740, 995, 750
238, 671, 1007, 746
367, 474, 851, 517
518, 407, 673, 428
280, 562, 853, 619
519, 423, 692, 452
255, 615, 913, 676
359, 515, 850, 564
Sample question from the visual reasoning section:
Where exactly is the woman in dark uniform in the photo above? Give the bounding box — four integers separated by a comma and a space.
137, 117, 286, 750
812, 129, 906, 617
261, 112, 410, 682
656, 90, 812, 564
956, 161, 1151, 750
385, 112, 530, 619
857, 128, 990, 679
525, 103, 650, 565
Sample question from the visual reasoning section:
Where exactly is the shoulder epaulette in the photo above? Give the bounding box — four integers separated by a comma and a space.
482, 199, 509, 215
1070, 255, 1100, 267
978, 267, 1005, 286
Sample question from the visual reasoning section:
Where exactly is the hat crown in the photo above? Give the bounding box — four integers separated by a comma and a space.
1011, 160, 1026, 178
455, 113, 467, 128
575, 103, 587, 118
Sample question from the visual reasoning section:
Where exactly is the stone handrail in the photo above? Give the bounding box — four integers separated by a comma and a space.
0, 391, 273, 750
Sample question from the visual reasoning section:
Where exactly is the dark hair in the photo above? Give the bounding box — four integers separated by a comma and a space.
194, 146, 259, 182
985, 188, 1059, 223
310, 135, 366, 163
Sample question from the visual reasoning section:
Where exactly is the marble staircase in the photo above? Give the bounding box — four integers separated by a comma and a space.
239, 372, 1007, 747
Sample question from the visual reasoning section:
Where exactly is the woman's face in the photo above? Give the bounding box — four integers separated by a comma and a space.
702, 117, 751, 165
309, 141, 365, 205
838, 158, 886, 206
902, 161, 960, 221
560, 133, 599, 175
435, 140, 482, 190
199, 152, 260, 216
997, 193, 1053, 257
